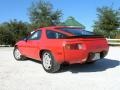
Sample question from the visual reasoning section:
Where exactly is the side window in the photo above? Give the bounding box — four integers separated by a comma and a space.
28, 30, 42, 40
46, 30, 67, 39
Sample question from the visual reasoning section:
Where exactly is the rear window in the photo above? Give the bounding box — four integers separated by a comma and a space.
60, 28, 94, 36
46, 30, 67, 39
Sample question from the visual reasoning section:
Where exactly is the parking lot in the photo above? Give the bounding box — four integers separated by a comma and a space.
0, 47, 120, 90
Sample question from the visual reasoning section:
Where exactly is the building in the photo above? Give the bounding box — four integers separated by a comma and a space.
60, 16, 85, 29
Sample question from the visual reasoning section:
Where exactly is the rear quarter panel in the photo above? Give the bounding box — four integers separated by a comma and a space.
42, 39, 65, 64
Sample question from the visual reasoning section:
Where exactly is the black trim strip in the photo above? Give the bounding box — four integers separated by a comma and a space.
65, 35, 105, 39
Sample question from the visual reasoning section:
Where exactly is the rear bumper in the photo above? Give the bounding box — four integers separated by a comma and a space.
64, 49, 108, 64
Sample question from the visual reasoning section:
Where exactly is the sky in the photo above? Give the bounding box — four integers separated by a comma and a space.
0, 0, 120, 30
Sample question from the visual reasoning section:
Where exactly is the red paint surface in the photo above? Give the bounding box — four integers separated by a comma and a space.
16, 26, 109, 64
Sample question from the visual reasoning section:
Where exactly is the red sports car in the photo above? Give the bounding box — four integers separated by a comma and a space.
13, 26, 109, 73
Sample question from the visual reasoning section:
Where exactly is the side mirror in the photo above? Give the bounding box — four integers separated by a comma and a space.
22, 31, 35, 41
23, 33, 31, 41
24, 37, 28, 42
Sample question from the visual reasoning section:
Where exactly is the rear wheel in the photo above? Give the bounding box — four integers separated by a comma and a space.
42, 51, 60, 73
13, 47, 26, 61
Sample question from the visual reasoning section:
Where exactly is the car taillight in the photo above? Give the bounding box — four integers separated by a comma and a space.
65, 44, 83, 50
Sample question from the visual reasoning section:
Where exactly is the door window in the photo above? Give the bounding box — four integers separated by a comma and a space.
28, 30, 42, 40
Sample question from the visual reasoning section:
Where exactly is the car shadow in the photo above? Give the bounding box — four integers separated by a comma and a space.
60, 58, 120, 73
28, 59, 42, 64
26, 58, 120, 73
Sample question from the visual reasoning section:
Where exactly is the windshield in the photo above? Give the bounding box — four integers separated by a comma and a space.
60, 28, 94, 36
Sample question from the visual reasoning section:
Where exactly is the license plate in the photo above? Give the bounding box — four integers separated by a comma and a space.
92, 53, 100, 60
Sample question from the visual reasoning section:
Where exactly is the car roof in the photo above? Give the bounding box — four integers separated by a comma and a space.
37, 26, 81, 30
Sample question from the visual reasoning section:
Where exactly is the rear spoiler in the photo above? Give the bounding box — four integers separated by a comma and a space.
65, 35, 105, 39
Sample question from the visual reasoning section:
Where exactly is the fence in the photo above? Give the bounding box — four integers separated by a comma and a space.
107, 39, 120, 46
0, 45, 11, 47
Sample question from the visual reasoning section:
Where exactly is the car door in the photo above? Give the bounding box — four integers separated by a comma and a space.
24, 30, 42, 59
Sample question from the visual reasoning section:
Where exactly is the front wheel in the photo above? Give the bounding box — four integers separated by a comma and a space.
13, 47, 26, 61
42, 51, 60, 73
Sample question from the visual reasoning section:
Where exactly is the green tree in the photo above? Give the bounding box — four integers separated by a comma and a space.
0, 26, 14, 45
93, 6, 120, 38
0, 19, 30, 45
28, 0, 62, 28
6, 20, 29, 38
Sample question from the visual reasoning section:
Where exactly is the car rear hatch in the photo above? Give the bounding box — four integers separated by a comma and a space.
65, 35, 108, 52
63, 35, 109, 63
57, 27, 109, 63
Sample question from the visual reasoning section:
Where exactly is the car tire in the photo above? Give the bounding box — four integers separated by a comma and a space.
13, 47, 26, 61
42, 51, 60, 73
